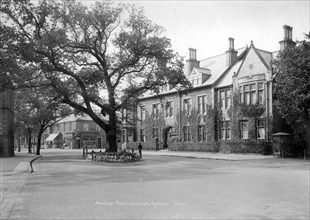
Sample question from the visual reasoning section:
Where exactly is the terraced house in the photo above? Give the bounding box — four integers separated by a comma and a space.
125, 25, 296, 153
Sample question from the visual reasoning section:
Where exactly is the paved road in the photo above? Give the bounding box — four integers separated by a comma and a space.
5, 151, 310, 219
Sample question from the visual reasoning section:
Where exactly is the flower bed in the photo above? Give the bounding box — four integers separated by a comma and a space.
85, 150, 141, 163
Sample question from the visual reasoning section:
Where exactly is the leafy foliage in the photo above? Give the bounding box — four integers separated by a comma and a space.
239, 103, 265, 118
15, 87, 72, 154
272, 34, 310, 149
0, 0, 190, 151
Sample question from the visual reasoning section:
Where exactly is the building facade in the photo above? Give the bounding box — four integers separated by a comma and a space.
125, 25, 295, 152
43, 115, 108, 149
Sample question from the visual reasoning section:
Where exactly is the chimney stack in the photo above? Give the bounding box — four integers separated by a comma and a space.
226, 37, 238, 66
279, 25, 296, 51
185, 48, 199, 75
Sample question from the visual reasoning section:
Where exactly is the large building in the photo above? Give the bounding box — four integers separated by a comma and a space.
0, 76, 14, 157
122, 25, 296, 152
43, 115, 108, 149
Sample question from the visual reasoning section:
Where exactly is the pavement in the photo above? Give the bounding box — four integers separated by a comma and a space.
0, 148, 291, 219
143, 149, 275, 161
0, 151, 41, 219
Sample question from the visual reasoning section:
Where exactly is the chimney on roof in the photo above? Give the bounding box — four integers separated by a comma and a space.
226, 37, 238, 66
279, 25, 296, 51
185, 48, 200, 76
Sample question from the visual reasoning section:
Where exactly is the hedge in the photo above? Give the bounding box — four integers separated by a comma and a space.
127, 140, 265, 154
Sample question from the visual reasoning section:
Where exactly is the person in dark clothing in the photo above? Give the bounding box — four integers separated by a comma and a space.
138, 143, 143, 159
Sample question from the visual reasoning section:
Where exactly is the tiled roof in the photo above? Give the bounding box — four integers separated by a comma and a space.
199, 47, 247, 86
215, 59, 243, 88
255, 48, 273, 69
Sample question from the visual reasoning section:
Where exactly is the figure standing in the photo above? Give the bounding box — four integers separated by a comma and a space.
138, 143, 143, 159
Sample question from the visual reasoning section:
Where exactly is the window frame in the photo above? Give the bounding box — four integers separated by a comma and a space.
165, 100, 174, 118
257, 118, 265, 139
152, 103, 160, 118
198, 95, 206, 114
240, 120, 249, 139
183, 98, 192, 115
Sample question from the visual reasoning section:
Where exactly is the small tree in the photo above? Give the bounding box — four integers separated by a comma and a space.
15, 87, 72, 155
272, 34, 310, 151
0, 0, 191, 152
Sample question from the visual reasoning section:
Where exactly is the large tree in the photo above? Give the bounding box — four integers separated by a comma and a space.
272, 34, 310, 151
0, 0, 190, 152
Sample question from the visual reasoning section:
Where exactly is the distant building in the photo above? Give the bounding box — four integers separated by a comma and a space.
43, 115, 108, 149
120, 25, 296, 152
0, 76, 14, 157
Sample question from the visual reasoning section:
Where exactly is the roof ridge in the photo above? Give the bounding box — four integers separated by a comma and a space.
199, 46, 247, 61
256, 48, 272, 54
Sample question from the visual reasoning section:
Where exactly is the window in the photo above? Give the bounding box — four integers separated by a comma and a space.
183, 125, 191, 141
258, 83, 264, 105
220, 91, 225, 108
220, 121, 231, 140
152, 103, 160, 118
240, 82, 264, 105
83, 123, 89, 131
183, 98, 192, 115
244, 85, 250, 105
152, 127, 159, 139
198, 125, 207, 142
220, 121, 226, 140
198, 95, 206, 114
219, 89, 231, 109
239, 86, 243, 103
250, 84, 256, 104
226, 89, 231, 108
241, 121, 249, 139
140, 106, 146, 121
226, 121, 231, 139
166, 101, 173, 118
257, 119, 265, 139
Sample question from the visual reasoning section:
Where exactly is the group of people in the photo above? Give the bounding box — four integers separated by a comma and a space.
121, 142, 143, 158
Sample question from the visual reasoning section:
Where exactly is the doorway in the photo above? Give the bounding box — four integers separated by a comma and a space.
163, 126, 173, 149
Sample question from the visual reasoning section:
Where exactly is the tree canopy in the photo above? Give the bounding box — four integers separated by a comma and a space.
272, 34, 310, 150
0, 0, 191, 152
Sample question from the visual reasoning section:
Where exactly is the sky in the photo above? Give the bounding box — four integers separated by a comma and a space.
128, 0, 310, 60
30, 0, 310, 60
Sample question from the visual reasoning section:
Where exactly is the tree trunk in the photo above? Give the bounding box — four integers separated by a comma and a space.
28, 130, 32, 154
18, 136, 21, 152
36, 129, 43, 155
106, 112, 118, 152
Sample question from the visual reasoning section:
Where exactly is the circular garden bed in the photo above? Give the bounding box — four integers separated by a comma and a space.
85, 150, 141, 163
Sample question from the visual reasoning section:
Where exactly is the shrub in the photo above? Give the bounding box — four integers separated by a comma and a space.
169, 142, 220, 152
219, 140, 264, 153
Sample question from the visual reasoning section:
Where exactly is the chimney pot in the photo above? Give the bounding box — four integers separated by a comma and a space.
188, 48, 197, 60
228, 37, 235, 50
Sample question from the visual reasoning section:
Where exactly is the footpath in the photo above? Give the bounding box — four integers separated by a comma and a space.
0, 151, 41, 220
144, 149, 275, 161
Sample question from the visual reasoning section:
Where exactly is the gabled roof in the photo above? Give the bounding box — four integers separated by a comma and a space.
251, 44, 272, 70
256, 48, 273, 69
199, 47, 247, 86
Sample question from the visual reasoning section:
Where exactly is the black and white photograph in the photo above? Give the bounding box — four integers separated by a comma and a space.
0, 0, 309, 219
